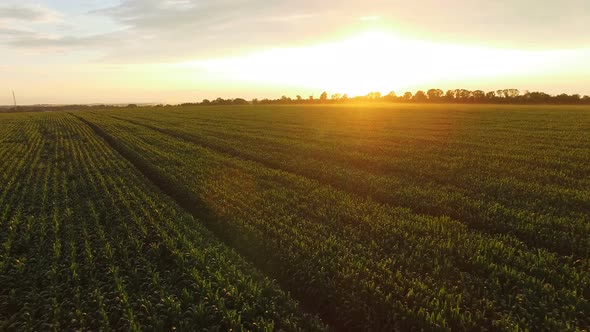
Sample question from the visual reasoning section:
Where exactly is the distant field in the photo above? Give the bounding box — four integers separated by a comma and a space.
1, 104, 589, 330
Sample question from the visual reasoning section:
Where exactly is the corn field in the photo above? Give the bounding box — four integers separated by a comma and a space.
1, 104, 589, 330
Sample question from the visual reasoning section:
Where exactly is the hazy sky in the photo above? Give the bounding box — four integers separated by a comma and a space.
1, 0, 589, 104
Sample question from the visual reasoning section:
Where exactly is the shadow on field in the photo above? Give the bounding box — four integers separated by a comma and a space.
73, 114, 340, 330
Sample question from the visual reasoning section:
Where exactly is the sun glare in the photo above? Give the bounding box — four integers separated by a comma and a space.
179, 30, 574, 96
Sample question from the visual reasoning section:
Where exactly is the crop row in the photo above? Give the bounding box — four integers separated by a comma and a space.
81, 110, 590, 331
0, 112, 324, 331
104, 106, 590, 257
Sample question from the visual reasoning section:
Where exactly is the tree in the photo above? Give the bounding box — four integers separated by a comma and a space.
383, 91, 397, 102
233, 98, 248, 105
555, 93, 576, 103
445, 90, 455, 101
523, 91, 550, 103
472, 90, 485, 101
212, 97, 228, 105
505, 89, 520, 98
455, 89, 471, 100
413, 90, 427, 102
365, 92, 381, 100
427, 89, 443, 101
192, 87, 589, 106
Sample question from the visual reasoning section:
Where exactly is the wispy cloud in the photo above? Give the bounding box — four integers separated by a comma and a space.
0, 4, 65, 50
0, 3, 121, 54
0, 27, 37, 38
3, 0, 589, 63
85, 0, 590, 62
0, 4, 61, 23
80, 0, 333, 62
7, 32, 118, 49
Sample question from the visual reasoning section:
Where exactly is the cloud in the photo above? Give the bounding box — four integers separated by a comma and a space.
0, 26, 54, 48
2, 0, 590, 63
0, 3, 118, 53
0, 27, 36, 38
91, 0, 590, 61
7, 32, 118, 49
0, 4, 60, 23
0, 4, 66, 49
80, 0, 330, 61
379, 0, 590, 49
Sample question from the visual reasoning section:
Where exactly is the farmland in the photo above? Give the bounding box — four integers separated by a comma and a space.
1, 104, 590, 330
0, 112, 323, 331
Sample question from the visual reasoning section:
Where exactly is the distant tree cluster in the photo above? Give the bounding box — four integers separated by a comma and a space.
180, 97, 249, 106
2, 88, 588, 113
181, 89, 590, 106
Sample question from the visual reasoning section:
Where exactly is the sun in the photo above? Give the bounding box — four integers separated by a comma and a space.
180, 29, 569, 96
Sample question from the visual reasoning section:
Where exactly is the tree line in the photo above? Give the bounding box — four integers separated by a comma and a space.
181, 89, 590, 106
2, 88, 589, 113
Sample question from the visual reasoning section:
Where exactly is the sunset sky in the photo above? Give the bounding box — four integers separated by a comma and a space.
1, 0, 589, 104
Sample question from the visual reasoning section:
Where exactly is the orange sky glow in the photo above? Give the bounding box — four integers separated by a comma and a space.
1, 1, 589, 104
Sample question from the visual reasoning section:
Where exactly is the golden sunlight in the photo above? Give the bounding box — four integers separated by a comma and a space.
177, 30, 575, 96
